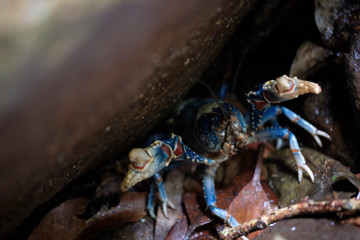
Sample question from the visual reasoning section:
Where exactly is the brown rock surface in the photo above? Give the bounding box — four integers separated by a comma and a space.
0, 0, 254, 236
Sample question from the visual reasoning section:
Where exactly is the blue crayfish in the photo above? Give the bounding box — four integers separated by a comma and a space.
120, 75, 330, 227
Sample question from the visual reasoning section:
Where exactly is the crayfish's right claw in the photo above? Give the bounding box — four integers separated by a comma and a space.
121, 148, 153, 192
121, 142, 170, 192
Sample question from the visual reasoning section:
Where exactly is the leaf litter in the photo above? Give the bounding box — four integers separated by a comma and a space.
227, 144, 278, 239
28, 144, 360, 240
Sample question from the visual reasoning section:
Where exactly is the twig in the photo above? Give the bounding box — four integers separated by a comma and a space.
217, 198, 360, 240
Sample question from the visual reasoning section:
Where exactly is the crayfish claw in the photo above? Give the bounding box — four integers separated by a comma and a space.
316, 130, 331, 140
161, 199, 176, 219
313, 135, 323, 148
297, 163, 315, 183
148, 206, 156, 220
167, 199, 176, 210
297, 168, 303, 183
313, 130, 331, 147
162, 201, 168, 218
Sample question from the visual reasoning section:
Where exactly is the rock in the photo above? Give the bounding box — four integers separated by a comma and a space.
345, 29, 360, 135
303, 77, 360, 172
314, 0, 360, 50
0, 0, 255, 236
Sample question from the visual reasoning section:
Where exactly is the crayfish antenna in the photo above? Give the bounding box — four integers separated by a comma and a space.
199, 80, 229, 120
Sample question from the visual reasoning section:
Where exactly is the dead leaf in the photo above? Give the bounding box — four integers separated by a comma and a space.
29, 198, 88, 240
90, 216, 154, 240
165, 214, 189, 240
182, 192, 212, 239
184, 193, 212, 227
228, 145, 275, 238
215, 151, 259, 211
80, 192, 147, 239
94, 175, 123, 198
30, 191, 147, 240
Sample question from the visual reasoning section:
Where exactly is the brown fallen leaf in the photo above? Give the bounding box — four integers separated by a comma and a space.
165, 214, 189, 240
182, 192, 212, 239
29, 198, 89, 240
184, 193, 212, 226
29, 192, 147, 240
216, 151, 259, 211
83, 192, 147, 239
91, 215, 155, 240
94, 175, 123, 199
228, 145, 276, 239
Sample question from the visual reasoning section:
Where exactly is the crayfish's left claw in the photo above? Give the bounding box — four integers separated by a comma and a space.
121, 148, 155, 192
121, 141, 173, 192
262, 75, 322, 103
313, 130, 331, 148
